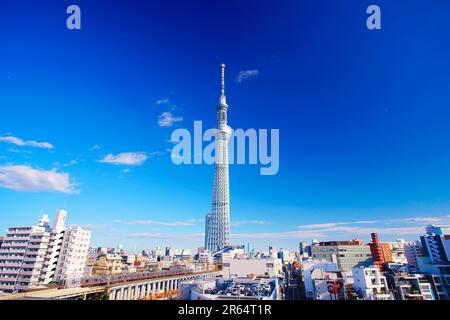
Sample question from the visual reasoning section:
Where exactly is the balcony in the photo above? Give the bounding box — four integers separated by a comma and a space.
19, 270, 41, 276
0, 284, 15, 291
0, 262, 22, 268
27, 244, 47, 250
3, 243, 28, 248
23, 257, 45, 263
0, 276, 18, 282
0, 249, 26, 254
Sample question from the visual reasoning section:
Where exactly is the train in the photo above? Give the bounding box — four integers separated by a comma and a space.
59, 269, 194, 288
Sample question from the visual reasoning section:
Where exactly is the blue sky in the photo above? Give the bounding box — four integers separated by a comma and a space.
1, 0, 450, 253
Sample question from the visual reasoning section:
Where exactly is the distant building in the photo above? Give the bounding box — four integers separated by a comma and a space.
269, 246, 277, 258
387, 239, 409, 264
92, 254, 123, 275
368, 233, 385, 271
352, 267, 393, 300
405, 240, 424, 272
277, 249, 291, 264
311, 240, 372, 272
299, 241, 308, 257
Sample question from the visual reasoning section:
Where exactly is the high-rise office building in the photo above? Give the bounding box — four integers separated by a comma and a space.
205, 64, 232, 252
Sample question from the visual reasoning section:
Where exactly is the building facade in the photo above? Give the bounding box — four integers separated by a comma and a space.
352, 267, 393, 300
54, 226, 91, 286
311, 240, 372, 272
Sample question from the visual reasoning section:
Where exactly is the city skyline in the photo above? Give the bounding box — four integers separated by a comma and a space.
2, 0, 450, 252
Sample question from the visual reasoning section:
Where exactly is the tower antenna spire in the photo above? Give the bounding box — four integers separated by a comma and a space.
221, 63, 225, 95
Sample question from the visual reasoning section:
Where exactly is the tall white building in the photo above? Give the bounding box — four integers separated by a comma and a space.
0, 210, 90, 293
40, 210, 67, 284
0, 216, 51, 293
54, 226, 91, 286
205, 64, 232, 252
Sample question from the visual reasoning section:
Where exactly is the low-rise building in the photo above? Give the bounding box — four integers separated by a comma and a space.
352, 267, 393, 300
92, 254, 123, 275
310, 269, 345, 300
301, 260, 339, 299
221, 257, 283, 278
386, 269, 435, 300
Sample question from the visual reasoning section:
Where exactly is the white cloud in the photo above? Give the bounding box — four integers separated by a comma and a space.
297, 222, 345, 229
236, 69, 259, 83
62, 159, 78, 167
156, 98, 178, 110
158, 112, 183, 127
89, 145, 100, 151
113, 219, 199, 227
7, 148, 32, 154
0, 165, 77, 194
232, 225, 427, 241
123, 232, 204, 239
99, 152, 148, 166
403, 217, 444, 224
156, 98, 170, 105
0, 135, 54, 149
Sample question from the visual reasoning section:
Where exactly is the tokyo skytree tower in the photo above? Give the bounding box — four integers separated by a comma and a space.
205, 64, 232, 252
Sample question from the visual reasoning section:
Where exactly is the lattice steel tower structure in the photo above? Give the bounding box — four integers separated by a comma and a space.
205, 64, 232, 252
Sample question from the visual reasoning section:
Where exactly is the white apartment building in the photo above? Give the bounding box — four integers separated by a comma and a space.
352, 267, 393, 300
405, 240, 424, 272
0, 210, 90, 293
0, 215, 51, 293
54, 226, 91, 287
40, 210, 67, 284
